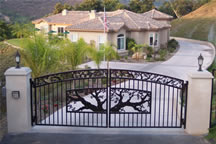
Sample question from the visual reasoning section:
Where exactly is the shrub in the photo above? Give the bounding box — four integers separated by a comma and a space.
146, 46, 153, 58
126, 38, 136, 55
167, 39, 179, 53
158, 49, 167, 61
48, 34, 63, 45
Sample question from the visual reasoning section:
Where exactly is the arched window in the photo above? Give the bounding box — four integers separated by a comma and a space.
117, 34, 125, 50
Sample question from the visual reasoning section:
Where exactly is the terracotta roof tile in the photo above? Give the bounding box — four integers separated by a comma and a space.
33, 9, 171, 32
142, 9, 173, 20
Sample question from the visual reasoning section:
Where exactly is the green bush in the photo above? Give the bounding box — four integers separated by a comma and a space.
167, 39, 179, 53
48, 34, 63, 45
158, 49, 167, 61
126, 38, 136, 55
146, 46, 153, 58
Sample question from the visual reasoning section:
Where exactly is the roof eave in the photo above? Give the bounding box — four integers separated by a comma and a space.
67, 29, 109, 33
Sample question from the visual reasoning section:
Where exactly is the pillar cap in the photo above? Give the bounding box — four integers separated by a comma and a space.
188, 70, 213, 79
4, 67, 32, 76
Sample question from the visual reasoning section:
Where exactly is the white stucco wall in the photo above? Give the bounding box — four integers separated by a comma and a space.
35, 22, 170, 51
107, 28, 127, 51
35, 22, 49, 33
68, 31, 108, 49
35, 22, 70, 34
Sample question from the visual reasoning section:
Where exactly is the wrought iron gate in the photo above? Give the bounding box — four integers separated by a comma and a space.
31, 69, 188, 128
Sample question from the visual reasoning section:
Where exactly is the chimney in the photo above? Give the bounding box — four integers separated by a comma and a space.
62, 9, 68, 16
89, 10, 96, 19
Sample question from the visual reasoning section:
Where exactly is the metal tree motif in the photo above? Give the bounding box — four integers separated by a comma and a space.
110, 88, 151, 113
66, 88, 107, 112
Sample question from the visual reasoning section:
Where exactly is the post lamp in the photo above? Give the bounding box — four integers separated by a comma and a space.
15, 50, 21, 69
198, 53, 204, 71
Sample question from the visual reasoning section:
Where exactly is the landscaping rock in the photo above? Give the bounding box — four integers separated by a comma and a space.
132, 52, 146, 60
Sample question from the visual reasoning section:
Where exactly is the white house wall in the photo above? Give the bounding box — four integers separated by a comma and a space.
68, 31, 108, 49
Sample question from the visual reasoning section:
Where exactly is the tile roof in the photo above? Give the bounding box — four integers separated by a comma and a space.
33, 9, 171, 32
32, 11, 90, 25
142, 9, 173, 20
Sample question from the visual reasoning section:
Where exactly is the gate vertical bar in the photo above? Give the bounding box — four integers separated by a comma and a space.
34, 79, 37, 125
180, 82, 184, 127
30, 78, 34, 126
108, 69, 111, 128
184, 81, 188, 129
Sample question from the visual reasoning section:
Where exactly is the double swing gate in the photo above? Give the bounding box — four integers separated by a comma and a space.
31, 69, 188, 128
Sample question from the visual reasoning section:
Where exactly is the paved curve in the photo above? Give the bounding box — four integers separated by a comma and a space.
80, 38, 215, 80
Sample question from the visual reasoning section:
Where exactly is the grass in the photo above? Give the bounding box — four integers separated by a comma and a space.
171, 0, 216, 42
7, 38, 28, 47
171, 18, 216, 41
0, 42, 17, 83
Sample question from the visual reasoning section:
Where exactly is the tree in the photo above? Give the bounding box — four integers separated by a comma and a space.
0, 20, 12, 41
63, 3, 73, 11
60, 38, 89, 70
163, 0, 210, 18
53, 2, 64, 14
129, 0, 155, 13
159, 2, 176, 18
52, 3, 73, 14
20, 34, 59, 77
75, 0, 103, 11
100, 43, 118, 69
11, 23, 34, 38
88, 47, 104, 69
172, 0, 194, 17
102, 0, 125, 11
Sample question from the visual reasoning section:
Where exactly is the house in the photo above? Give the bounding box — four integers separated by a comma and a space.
142, 9, 173, 24
32, 9, 173, 55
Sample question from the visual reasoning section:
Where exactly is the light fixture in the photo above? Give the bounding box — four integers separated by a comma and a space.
12, 91, 20, 99
15, 50, 20, 69
198, 53, 204, 71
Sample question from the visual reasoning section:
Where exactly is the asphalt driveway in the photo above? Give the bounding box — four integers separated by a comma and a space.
1, 133, 210, 144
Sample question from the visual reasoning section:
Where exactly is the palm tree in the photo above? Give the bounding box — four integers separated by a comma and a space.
20, 34, 59, 77
100, 43, 119, 69
88, 46, 104, 69
60, 38, 88, 70
12, 23, 34, 38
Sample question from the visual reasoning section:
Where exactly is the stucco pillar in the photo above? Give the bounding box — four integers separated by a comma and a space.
185, 70, 213, 135
4, 67, 32, 133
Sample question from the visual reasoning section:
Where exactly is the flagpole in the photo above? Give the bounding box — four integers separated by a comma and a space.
103, 6, 106, 62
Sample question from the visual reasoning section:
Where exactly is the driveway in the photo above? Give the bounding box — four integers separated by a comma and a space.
1, 133, 209, 144
80, 37, 215, 80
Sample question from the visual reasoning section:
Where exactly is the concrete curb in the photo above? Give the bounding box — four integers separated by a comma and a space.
170, 37, 216, 69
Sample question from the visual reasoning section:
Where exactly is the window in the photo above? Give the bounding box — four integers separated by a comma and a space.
149, 33, 154, 46
149, 33, 159, 46
58, 27, 64, 33
154, 33, 158, 46
71, 33, 78, 42
98, 35, 105, 50
117, 34, 125, 50
49, 25, 52, 31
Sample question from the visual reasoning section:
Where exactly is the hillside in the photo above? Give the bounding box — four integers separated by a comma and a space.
0, 0, 82, 22
0, 0, 167, 22
171, 0, 216, 42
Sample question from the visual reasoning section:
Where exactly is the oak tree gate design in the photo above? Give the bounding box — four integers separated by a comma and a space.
31, 69, 188, 128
